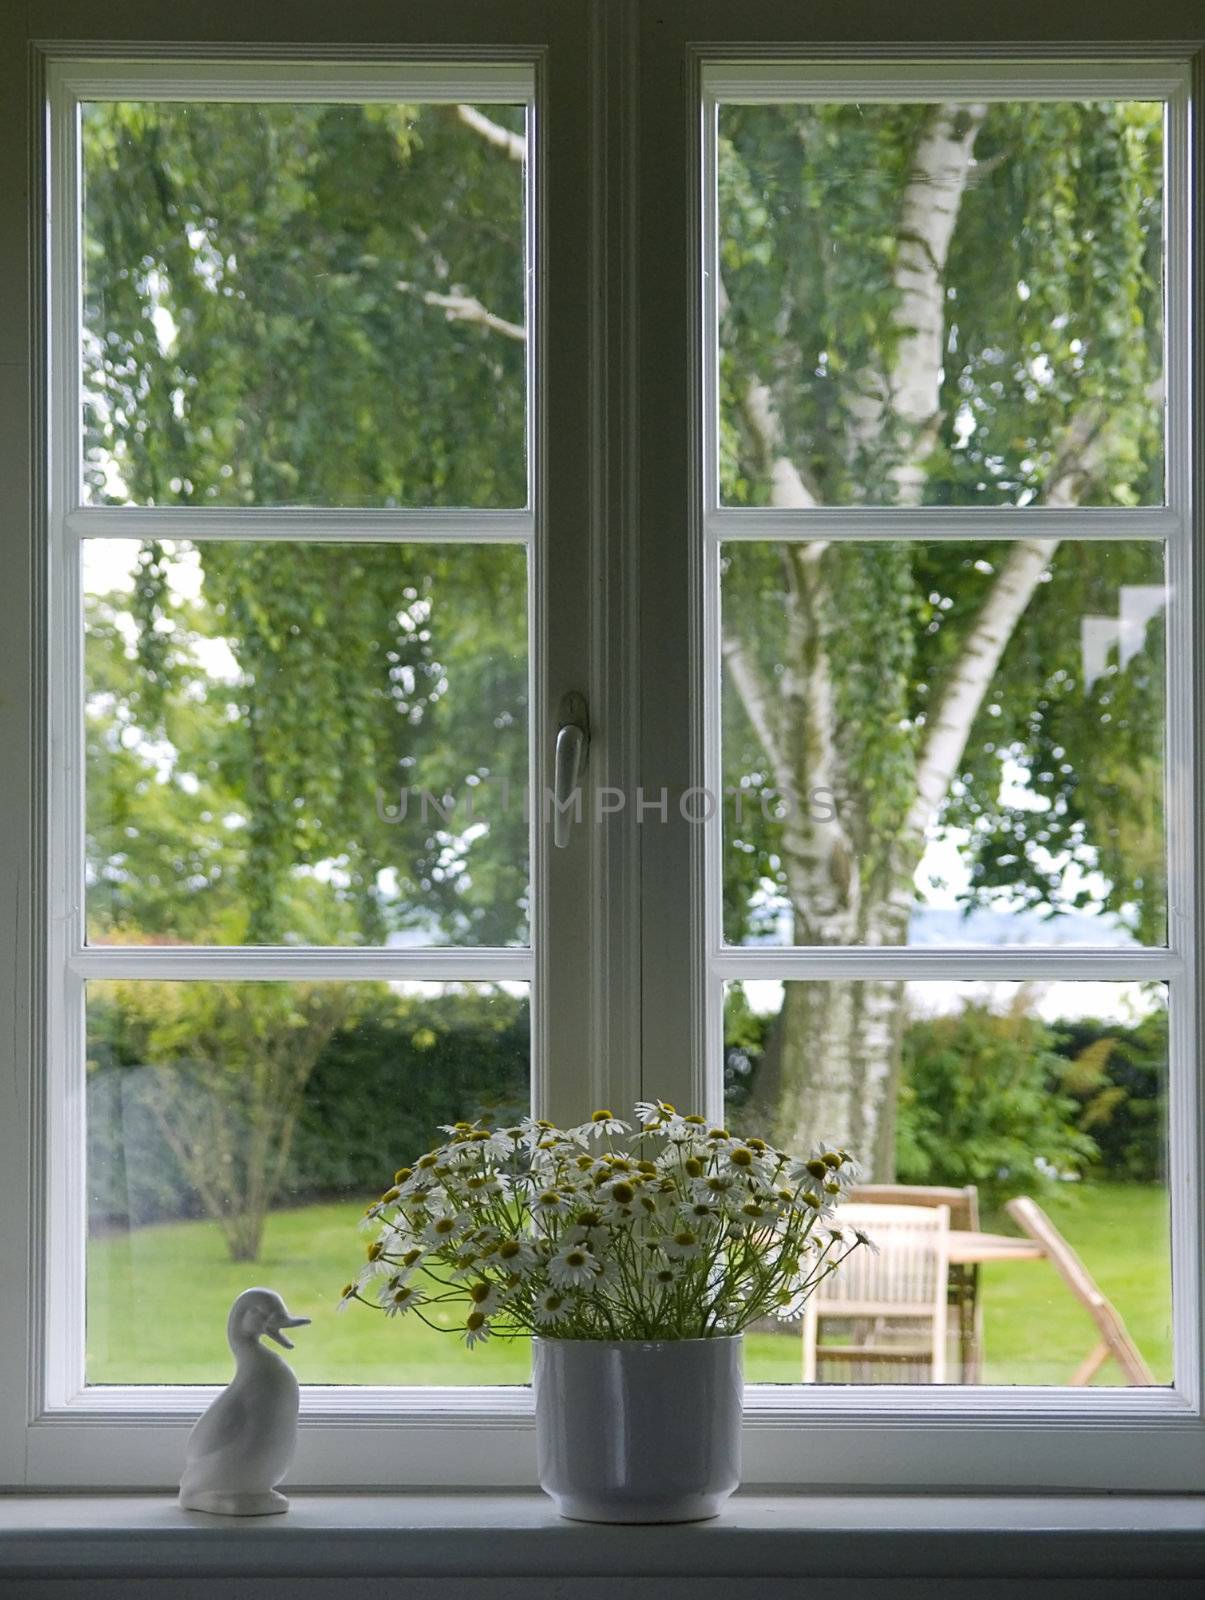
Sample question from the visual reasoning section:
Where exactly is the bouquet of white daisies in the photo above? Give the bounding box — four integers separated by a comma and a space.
340, 1100, 869, 1346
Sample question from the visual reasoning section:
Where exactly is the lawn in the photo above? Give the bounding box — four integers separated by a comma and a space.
86, 1182, 1171, 1388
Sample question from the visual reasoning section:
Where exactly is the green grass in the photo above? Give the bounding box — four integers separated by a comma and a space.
86, 1182, 1171, 1388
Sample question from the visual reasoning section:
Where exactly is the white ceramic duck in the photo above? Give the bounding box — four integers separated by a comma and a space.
179, 1288, 311, 1516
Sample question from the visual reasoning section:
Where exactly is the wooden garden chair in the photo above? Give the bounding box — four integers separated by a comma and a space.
803, 1203, 950, 1384
850, 1183, 983, 1382
1004, 1196, 1154, 1387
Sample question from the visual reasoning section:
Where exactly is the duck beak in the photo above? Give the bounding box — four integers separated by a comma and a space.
266, 1315, 311, 1350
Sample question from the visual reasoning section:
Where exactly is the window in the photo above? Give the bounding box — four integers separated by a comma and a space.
4, 4, 1203, 1494
701, 64, 1182, 1390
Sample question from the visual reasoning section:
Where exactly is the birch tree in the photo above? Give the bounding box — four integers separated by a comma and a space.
81, 95, 1166, 1186
719, 100, 1164, 1170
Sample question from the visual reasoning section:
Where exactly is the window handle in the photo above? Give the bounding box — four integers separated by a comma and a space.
553, 691, 590, 849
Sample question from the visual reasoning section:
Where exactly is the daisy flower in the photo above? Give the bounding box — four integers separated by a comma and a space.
548, 1243, 600, 1289
491, 1236, 539, 1273
661, 1226, 703, 1261
381, 1281, 426, 1317
644, 1258, 683, 1290
531, 1186, 572, 1221
579, 1108, 632, 1142
461, 1171, 504, 1201
533, 1288, 573, 1326
422, 1211, 467, 1249
634, 1099, 677, 1128
463, 1311, 492, 1347
465, 1279, 505, 1317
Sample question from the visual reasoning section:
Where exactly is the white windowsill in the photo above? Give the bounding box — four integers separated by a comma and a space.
1, 1491, 1202, 1586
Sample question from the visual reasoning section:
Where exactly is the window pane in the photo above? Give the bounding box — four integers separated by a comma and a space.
721, 540, 1166, 948
81, 100, 527, 507
723, 978, 1170, 1386
85, 539, 529, 947
718, 101, 1164, 507
86, 979, 530, 1384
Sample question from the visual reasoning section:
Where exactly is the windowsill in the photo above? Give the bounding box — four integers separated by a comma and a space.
1, 1491, 1202, 1584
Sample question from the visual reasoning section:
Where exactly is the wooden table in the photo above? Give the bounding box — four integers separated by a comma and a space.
946, 1230, 1044, 1266
944, 1230, 1044, 1382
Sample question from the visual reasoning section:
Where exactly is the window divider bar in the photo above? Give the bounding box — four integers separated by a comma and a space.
710, 946, 1180, 982
705, 506, 1182, 543
68, 946, 534, 983
64, 507, 535, 544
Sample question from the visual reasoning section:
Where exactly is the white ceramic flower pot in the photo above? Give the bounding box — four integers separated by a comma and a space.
532, 1335, 743, 1523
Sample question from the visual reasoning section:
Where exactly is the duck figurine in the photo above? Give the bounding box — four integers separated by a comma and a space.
179, 1288, 311, 1516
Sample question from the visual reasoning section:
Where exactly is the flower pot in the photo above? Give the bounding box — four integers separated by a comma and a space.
532, 1335, 743, 1523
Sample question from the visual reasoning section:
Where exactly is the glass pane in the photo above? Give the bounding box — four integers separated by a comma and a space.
86, 979, 531, 1384
81, 100, 527, 507
718, 100, 1164, 507
723, 978, 1170, 1386
721, 540, 1166, 948
84, 539, 529, 946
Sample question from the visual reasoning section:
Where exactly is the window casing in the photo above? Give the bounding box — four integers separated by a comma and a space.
2, 1, 1202, 1493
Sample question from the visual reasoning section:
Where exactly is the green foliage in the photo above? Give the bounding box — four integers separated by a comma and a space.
85, 540, 530, 947
894, 1000, 1098, 1207
719, 99, 1162, 508
86, 983, 529, 1236
718, 98, 1166, 948
80, 93, 1172, 1245
1050, 1008, 1167, 1183
82, 101, 526, 508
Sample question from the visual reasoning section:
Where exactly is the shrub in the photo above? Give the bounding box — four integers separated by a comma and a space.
895, 999, 1098, 1208
1049, 1007, 1167, 1183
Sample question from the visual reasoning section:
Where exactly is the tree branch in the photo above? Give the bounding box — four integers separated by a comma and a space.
720, 631, 790, 795
456, 104, 526, 163
905, 537, 1056, 845
397, 281, 526, 342
742, 379, 822, 513
907, 408, 1108, 845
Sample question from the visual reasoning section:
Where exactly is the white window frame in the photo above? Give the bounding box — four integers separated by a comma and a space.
2, 2, 1202, 1497
635, 37, 1204, 1491
7, 10, 637, 1491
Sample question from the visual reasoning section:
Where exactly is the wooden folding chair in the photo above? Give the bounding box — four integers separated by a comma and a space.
803, 1203, 950, 1383
1005, 1196, 1154, 1386
851, 1183, 982, 1382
